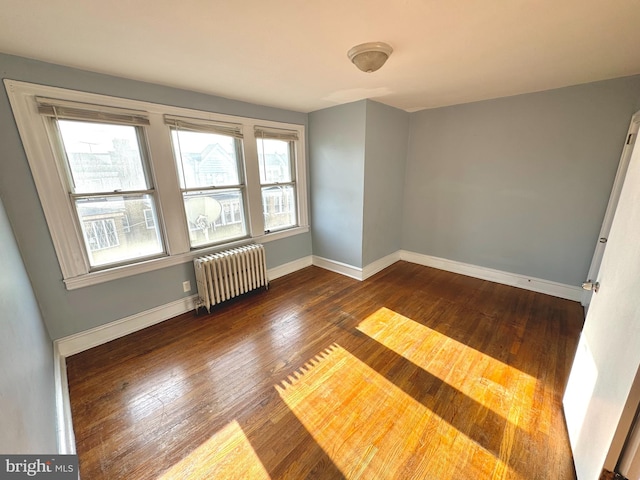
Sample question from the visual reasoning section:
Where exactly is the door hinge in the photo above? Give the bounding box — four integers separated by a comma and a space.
599, 469, 629, 480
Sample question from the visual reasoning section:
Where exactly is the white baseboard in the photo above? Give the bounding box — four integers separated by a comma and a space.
53, 342, 75, 455
312, 255, 362, 280
268, 255, 313, 281
311, 252, 401, 281
362, 251, 401, 280
312, 255, 363, 280
55, 295, 198, 358
399, 250, 583, 302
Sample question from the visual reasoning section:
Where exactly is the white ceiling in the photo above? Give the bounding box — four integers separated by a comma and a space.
1, 0, 639, 113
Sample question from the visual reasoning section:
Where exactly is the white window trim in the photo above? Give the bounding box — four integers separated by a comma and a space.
5, 79, 309, 290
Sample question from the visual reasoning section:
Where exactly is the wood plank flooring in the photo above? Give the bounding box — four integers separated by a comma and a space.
66, 262, 584, 479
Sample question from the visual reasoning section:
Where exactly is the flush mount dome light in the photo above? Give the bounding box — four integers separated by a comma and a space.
347, 42, 393, 73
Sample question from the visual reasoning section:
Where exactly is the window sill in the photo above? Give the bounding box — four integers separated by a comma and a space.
63, 225, 309, 290
254, 224, 309, 244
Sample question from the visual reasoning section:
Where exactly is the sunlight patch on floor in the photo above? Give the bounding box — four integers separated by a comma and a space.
159, 420, 270, 480
357, 307, 538, 425
276, 343, 522, 480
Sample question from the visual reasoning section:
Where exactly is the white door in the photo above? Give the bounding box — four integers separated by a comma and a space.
563, 117, 640, 479
582, 113, 639, 311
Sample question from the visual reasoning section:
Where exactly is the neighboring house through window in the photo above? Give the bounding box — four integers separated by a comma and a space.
84, 219, 119, 251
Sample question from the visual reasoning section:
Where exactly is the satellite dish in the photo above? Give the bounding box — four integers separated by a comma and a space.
184, 196, 222, 229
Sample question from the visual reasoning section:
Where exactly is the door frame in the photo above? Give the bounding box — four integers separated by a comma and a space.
582, 112, 640, 309
603, 367, 640, 474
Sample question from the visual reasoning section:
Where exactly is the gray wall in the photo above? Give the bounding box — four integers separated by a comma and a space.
309, 99, 409, 269
0, 197, 57, 453
0, 53, 311, 339
309, 101, 366, 267
403, 76, 640, 285
3, 50, 640, 344
363, 100, 409, 265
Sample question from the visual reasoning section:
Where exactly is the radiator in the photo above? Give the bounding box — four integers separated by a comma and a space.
194, 244, 268, 312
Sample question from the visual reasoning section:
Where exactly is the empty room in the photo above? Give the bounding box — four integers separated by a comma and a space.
2, 1, 640, 479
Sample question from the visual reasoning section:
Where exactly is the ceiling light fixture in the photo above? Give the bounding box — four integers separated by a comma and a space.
347, 42, 393, 73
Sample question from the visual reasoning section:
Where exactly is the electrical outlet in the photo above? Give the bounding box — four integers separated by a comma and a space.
182, 280, 191, 293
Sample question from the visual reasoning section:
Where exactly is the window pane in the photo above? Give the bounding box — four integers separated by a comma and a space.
58, 120, 148, 193
183, 190, 247, 247
257, 138, 292, 184
76, 195, 164, 267
171, 130, 240, 188
262, 185, 296, 231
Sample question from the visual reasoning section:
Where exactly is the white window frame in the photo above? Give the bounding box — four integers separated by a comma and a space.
167, 119, 248, 247
5, 79, 309, 290
256, 132, 299, 232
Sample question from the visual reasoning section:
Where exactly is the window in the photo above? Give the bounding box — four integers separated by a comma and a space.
6, 80, 308, 289
167, 117, 247, 247
256, 128, 298, 232
54, 117, 164, 268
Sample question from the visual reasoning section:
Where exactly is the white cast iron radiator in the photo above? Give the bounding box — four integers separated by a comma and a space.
194, 244, 268, 312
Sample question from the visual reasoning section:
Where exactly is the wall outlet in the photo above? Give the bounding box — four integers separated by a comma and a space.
182, 280, 191, 293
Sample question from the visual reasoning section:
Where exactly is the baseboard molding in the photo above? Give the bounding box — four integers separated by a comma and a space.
362, 251, 401, 280
268, 255, 313, 281
312, 255, 363, 280
399, 250, 583, 301
311, 252, 402, 281
56, 295, 198, 358
53, 343, 75, 455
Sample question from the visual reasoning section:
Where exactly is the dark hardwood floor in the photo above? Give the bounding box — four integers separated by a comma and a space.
66, 261, 584, 479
